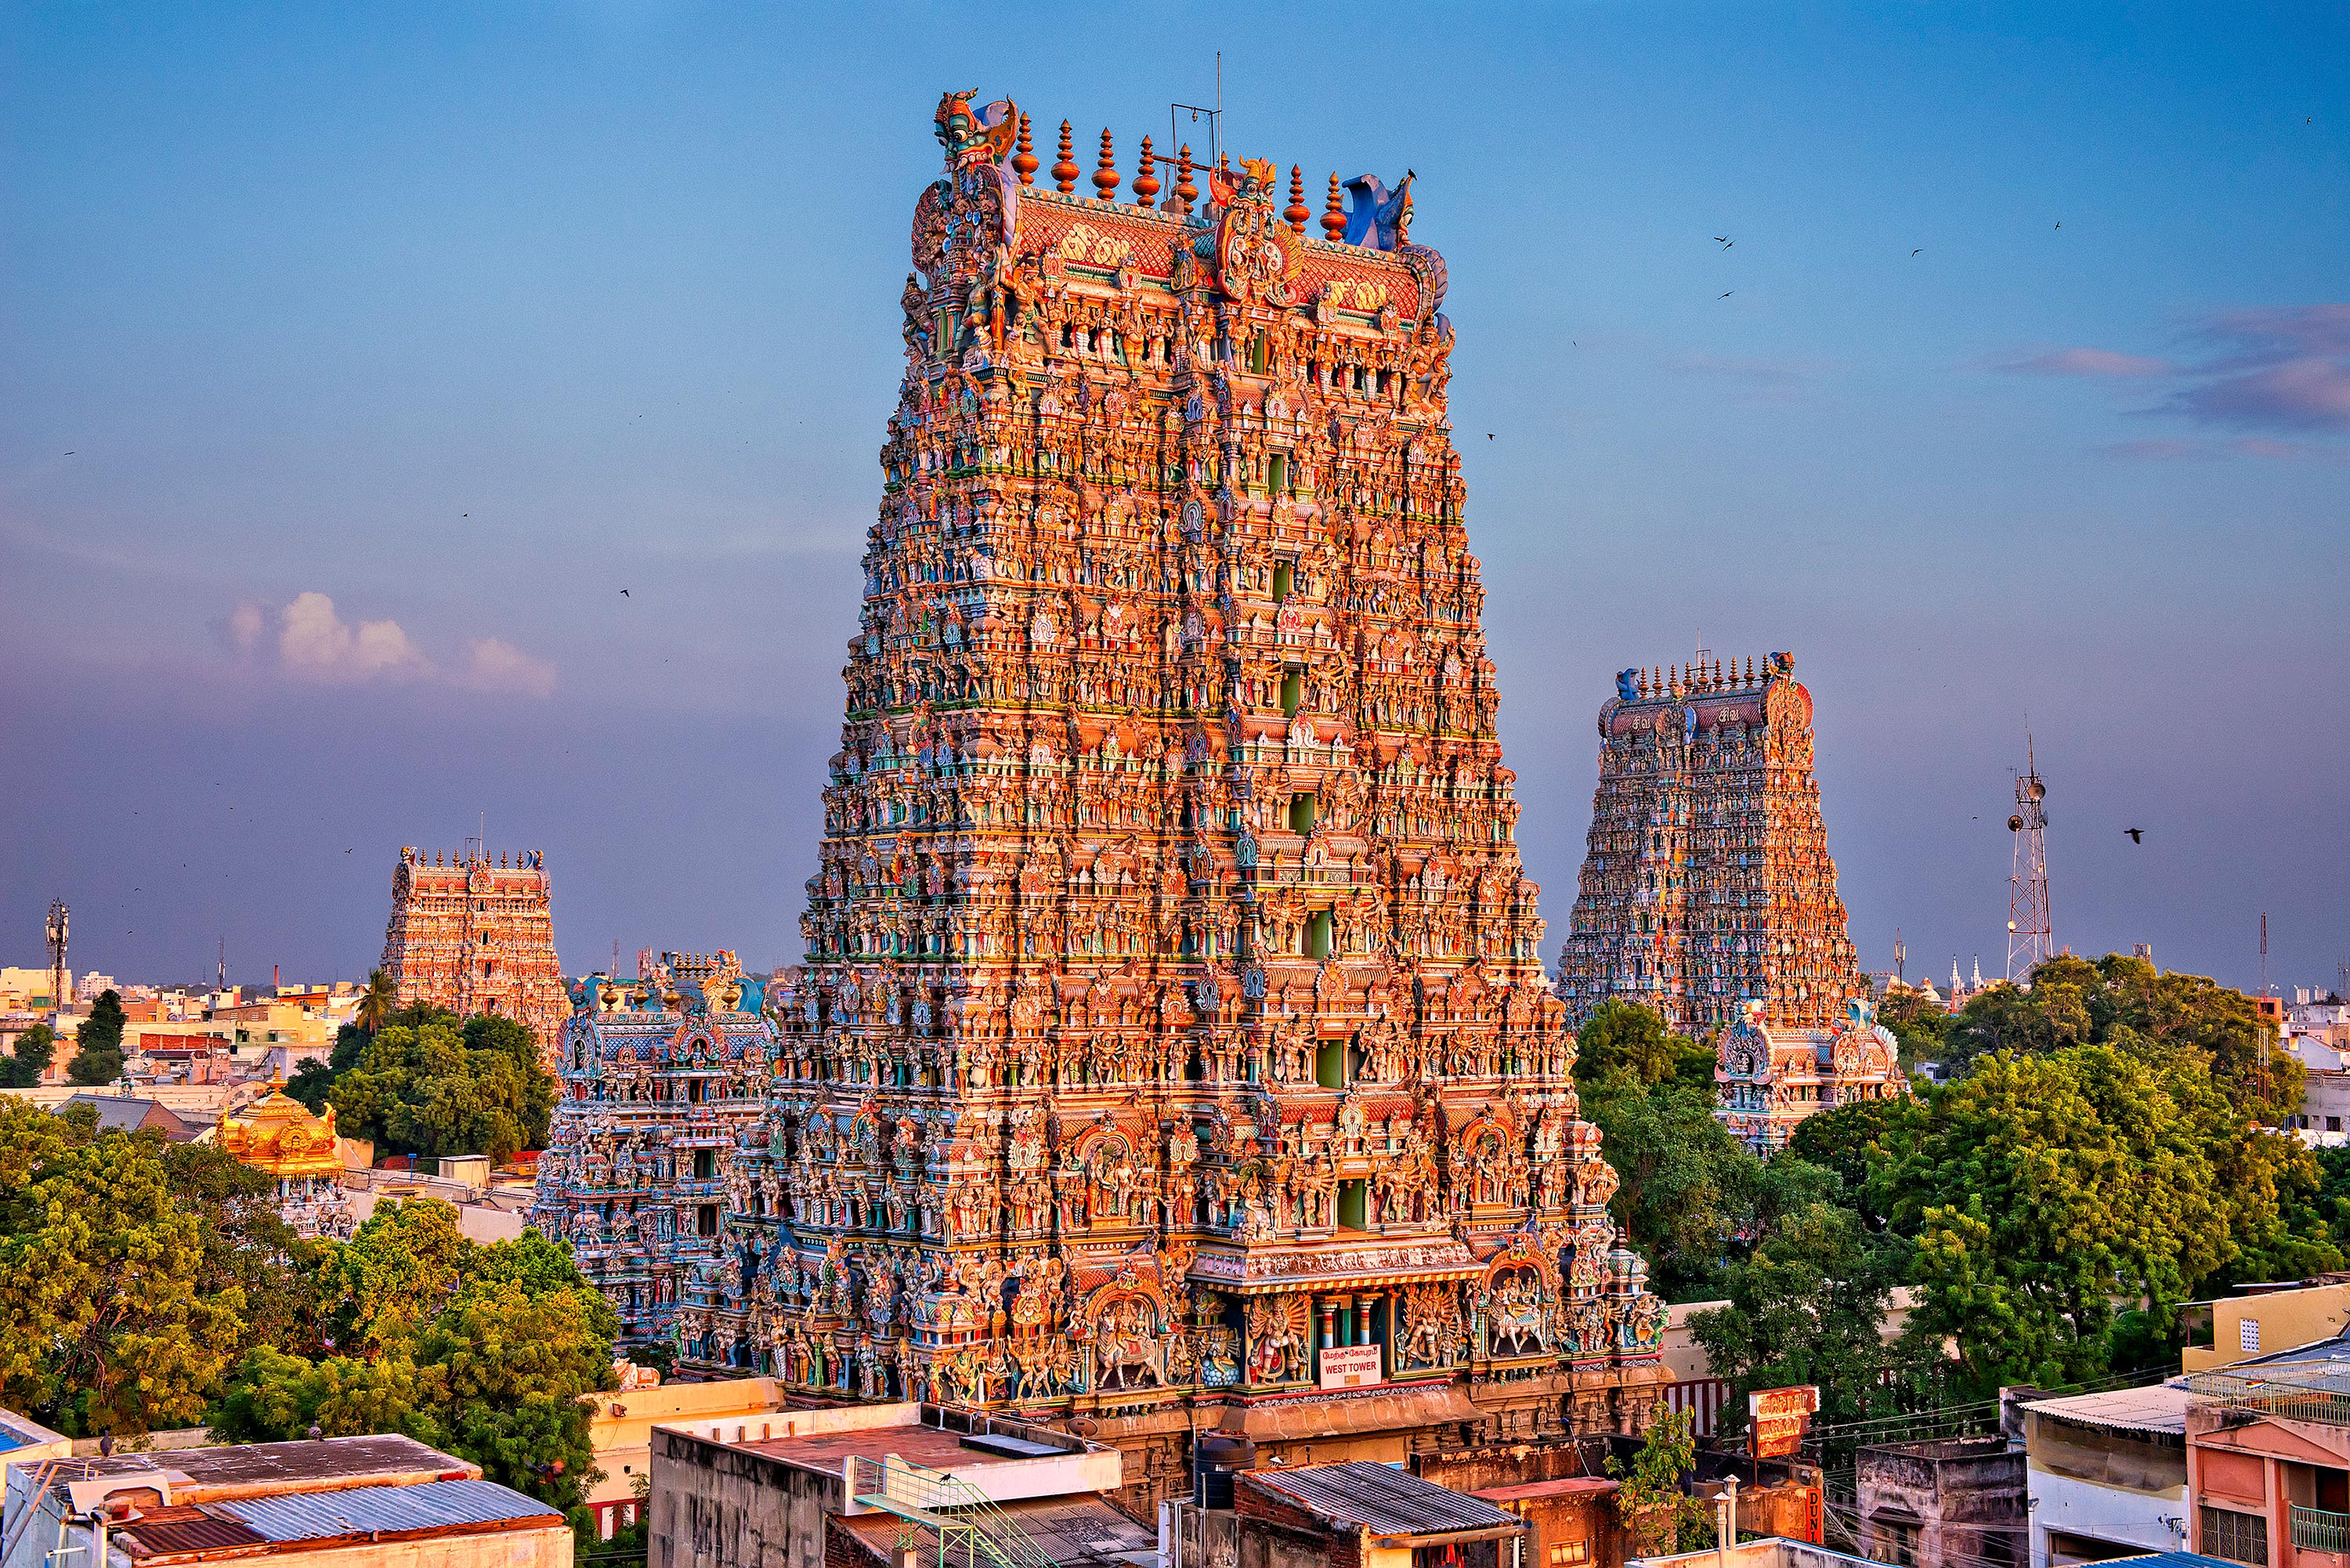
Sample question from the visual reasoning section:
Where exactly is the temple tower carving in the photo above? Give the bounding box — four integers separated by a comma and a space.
1553, 656, 1900, 1149
380, 846, 566, 1059
674, 93, 1668, 1498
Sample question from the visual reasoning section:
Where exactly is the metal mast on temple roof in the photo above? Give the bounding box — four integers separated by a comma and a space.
2005, 734, 2053, 982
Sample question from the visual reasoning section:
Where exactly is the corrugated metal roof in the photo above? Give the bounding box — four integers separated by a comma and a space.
216, 1479, 559, 1542
2023, 1384, 2193, 1436
1246, 1462, 1521, 1540
115, 1511, 269, 1557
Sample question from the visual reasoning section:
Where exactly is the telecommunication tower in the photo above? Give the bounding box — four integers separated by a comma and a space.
45, 900, 68, 1013
2005, 737, 2054, 981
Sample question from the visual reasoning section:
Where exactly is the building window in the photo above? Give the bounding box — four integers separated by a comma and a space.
2242, 1318, 2262, 1353
2202, 1507, 2269, 1566
696, 1205, 718, 1237
1548, 1545, 1589, 1566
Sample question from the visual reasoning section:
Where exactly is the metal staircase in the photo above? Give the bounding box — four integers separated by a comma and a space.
848, 1454, 1061, 1568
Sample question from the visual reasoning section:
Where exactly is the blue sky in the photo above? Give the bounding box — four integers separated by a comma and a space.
3, 2, 2345, 997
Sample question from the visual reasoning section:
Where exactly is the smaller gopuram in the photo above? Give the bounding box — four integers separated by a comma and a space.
1554, 654, 1865, 1035
532, 951, 778, 1353
217, 1085, 354, 1239
380, 846, 567, 1060
1716, 996, 1905, 1154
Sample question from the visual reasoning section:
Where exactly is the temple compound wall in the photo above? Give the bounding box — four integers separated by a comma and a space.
1551, 657, 1902, 1149
667, 91, 1669, 1506
533, 952, 777, 1352
381, 847, 567, 1061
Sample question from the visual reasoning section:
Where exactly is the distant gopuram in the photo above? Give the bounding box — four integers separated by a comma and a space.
379, 846, 566, 1060
1553, 656, 1900, 1151
674, 92, 1668, 1494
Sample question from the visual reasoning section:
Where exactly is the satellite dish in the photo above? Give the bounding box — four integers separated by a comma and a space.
2008, 815, 2024, 832
2028, 779, 2046, 801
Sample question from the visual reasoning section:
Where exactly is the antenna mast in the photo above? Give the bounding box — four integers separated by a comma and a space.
2005, 733, 2054, 981
1893, 927, 1906, 986
45, 900, 68, 1015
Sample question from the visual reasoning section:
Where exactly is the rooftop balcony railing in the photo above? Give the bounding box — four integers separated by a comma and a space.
2186, 1367, 2350, 1429
2292, 1505, 2350, 1553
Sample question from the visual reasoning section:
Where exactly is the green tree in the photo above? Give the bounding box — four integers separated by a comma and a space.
1877, 1046, 2237, 1399
1690, 1192, 1911, 1440
1785, 1097, 1919, 1229
1607, 1406, 1708, 1555
356, 968, 399, 1035
1582, 1070, 1761, 1301
328, 1016, 553, 1162
1943, 956, 2300, 1123
161, 1138, 326, 1357
212, 1202, 618, 1514
0, 1101, 245, 1435
1574, 999, 1715, 1091
2, 1024, 56, 1088
210, 1346, 423, 1443
284, 1058, 338, 1114
318, 1199, 472, 1354
67, 989, 128, 1086
1875, 988, 1950, 1071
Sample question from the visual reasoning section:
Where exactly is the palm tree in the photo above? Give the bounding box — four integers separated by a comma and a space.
356, 968, 397, 1035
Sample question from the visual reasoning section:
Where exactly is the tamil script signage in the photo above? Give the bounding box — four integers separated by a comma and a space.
1749, 1385, 1820, 1458
1319, 1343, 1383, 1390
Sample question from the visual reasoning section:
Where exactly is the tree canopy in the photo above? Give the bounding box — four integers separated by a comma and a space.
1, 1024, 56, 1089
211, 1205, 618, 1516
0, 1100, 249, 1435
67, 989, 128, 1086
326, 1013, 555, 1163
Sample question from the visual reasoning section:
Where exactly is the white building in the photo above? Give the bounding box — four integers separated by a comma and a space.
2021, 1383, 2193, 1568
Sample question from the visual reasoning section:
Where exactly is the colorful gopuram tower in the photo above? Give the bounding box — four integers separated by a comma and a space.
678, 92, 1668, 1500
1552, 656, 1896, 1147
380, 846, 566, 1060
1554, 655, 1865, 1035
533, 952, 776, 1352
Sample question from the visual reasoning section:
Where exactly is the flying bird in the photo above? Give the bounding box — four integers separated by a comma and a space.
620, 588, 631, 598
1719, 291, 1734, 298
1487, 433, 1494, 440
1911, 248, 1923, 256
2124, 828, 2144, 844
1714, 236, 1733, 248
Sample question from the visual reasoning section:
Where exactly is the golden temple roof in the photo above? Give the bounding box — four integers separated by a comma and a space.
217, 1082, 344, 1177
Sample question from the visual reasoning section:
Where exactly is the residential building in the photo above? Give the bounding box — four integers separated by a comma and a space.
0, 968, 71, 1013
2184, 1336, 2350, 1568
580, 1375, 801, 1540
2185, 1285, 2350, 1375
2022, 1384, 2193, 1567
0, 1436, 560, 1568
1857, 1437, 2028, 1568
1208, 1461, 1527, 1568
49, 1094, 196, 1140
0, 1406, 73, 1485
1472, 1476, 1624, 1568
648, 1401, 1123, 1568
682, 89, 1673, 1503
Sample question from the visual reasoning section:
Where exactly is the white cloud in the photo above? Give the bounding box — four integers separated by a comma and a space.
219, 591, 555, 698
457, 637, 559, 699
212, 601, 267, 658
277, 591, 432, 683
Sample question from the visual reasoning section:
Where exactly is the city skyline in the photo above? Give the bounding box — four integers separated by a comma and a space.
4, 3, 2345, 996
